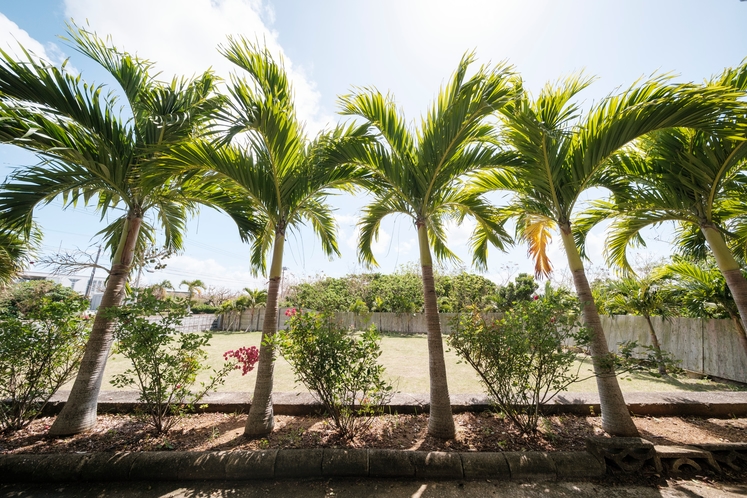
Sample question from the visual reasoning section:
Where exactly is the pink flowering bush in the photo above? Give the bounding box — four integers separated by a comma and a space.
109, 290, 234, 433
223, 346, 260, 376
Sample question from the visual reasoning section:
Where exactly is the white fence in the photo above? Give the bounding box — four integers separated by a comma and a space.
599, 315, 747, 384
215, 309, 502, 335
214, 309, 747, 384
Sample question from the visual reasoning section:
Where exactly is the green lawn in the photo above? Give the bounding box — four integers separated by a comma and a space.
77, 331, 745, 395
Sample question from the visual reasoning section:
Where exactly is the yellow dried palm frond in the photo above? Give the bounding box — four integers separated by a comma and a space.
522, 214, 556, 279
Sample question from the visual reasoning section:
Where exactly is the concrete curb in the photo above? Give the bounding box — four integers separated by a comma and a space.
0, 449, 607, 483
42, 390, 747, 417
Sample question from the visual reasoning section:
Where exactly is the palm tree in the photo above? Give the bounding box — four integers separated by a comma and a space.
0, 224, 39, 288
180, 278, 205, 303
167, 39, 371, 436
0, 27, 227, 435
605, 274, 675, 375
338, 52, 517, 439
242, 287, 267, 331
473, 73, 739, 436
602, 63, 747, 358
218, 297, 242, 331
150, 280, 174, 300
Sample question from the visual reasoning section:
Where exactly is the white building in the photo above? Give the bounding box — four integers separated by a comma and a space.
17, 271, 106, 309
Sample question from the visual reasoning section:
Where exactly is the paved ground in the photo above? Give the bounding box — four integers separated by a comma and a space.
3, 479, 747, 498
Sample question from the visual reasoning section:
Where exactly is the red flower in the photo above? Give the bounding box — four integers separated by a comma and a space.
224, 346, 260, 375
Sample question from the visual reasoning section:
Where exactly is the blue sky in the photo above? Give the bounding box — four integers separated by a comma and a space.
1, 0, 746, 292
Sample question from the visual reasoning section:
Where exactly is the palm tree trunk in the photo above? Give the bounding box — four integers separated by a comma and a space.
244, 232, 285, 437
247, 308, 255, 332
643, 315, 667, 376
701, 225, 747, 358
49, 212, 143, 436
560, 226, 638, 437
418, 222, 455, 439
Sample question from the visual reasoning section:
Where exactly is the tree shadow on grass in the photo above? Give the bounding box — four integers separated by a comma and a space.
617, 370, 747, 392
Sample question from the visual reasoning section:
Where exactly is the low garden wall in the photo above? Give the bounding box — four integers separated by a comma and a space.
213, 309, 747, 384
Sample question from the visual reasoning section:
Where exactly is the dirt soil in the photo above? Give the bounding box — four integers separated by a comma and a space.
2, 412, 746, 456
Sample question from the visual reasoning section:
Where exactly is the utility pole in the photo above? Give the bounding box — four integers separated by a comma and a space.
84, 245, 102, 298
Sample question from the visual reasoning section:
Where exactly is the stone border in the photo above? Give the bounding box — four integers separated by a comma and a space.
0, 449, 605, 483
41, 391, 747, 418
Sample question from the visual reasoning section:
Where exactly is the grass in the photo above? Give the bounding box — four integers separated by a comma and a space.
71, 330, 746, 395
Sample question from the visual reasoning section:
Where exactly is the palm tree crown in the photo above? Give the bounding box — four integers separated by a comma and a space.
339, 52, 517, 271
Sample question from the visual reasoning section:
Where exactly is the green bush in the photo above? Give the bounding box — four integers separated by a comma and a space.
448, 290, 588, 434
278, 309, 394, 439
284, 267, 500, 313
109, 290, 233, 433
190, 304, 219, 314
0, 283, 90, 432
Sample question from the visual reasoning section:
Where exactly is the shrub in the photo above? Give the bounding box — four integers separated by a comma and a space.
278, 309, 393, 439
448, 290, 589, 434
0, 284, 90, 432
109, 290, 236, 433
614, 340, 683, 377
190, 304, 219, 314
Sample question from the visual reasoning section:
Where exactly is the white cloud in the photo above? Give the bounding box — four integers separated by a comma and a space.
444, 218, 475, 248
62, 0, 333, 134
0, 13, 66, 64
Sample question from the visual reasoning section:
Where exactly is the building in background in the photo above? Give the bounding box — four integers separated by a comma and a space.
16, 271, 106, 309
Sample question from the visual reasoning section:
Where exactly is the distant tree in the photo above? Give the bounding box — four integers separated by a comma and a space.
242, 288, 267, 331
439, 272, 499, 312
659, 258, 747, 356
150, 280, 174, 301
0, 280, 82, 317
180, 279, 205, 304
203, 286, 238, 307
488, 273, 539, 312
605, 274, 675, 375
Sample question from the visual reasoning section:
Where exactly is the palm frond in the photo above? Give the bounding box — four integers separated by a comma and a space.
292, 198, 341, 259
518, 214, 556, 278
338, 88, 416, 165
606, 210, 688, 275
357, 194, 412, 268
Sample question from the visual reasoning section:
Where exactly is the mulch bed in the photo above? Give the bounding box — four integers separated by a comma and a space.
2, 412, 745, 456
